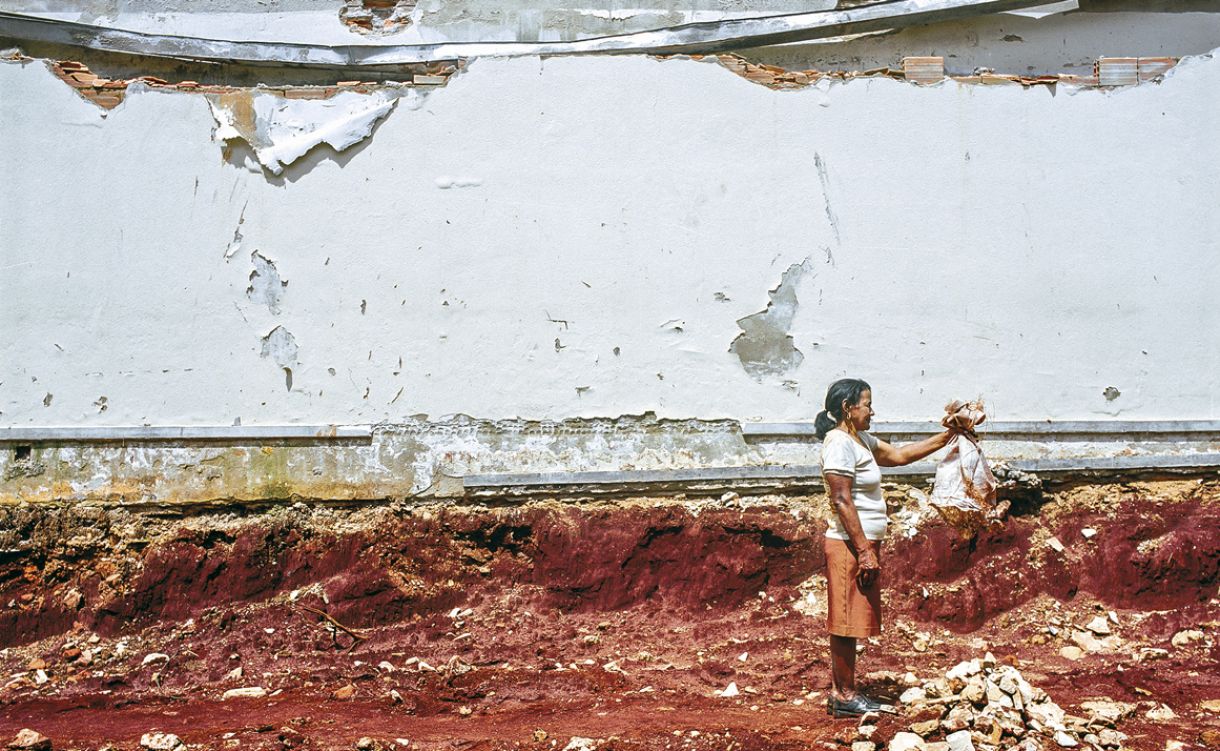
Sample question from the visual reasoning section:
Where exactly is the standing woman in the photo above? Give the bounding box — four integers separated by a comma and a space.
816, 378, 955, 717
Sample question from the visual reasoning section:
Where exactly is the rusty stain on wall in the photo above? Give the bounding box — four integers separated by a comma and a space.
729, 259, 814, 381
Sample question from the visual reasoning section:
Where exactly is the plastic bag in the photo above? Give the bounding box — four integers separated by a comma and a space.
930, 400, 998, 535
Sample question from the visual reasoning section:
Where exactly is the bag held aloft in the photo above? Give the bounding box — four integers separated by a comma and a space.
930, 400, 998, 534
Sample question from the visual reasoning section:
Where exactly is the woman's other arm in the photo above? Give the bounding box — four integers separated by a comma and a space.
873, 430, 954, 468
825, 473, 880, 587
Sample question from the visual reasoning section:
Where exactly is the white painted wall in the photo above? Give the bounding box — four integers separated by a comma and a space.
2, 52, 1218, 427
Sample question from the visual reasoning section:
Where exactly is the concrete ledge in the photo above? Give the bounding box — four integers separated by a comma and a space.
464, 453, 1220, 490
0, 425, 373, 443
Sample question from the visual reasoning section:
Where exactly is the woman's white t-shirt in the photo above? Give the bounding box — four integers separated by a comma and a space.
820, 428, 887, 541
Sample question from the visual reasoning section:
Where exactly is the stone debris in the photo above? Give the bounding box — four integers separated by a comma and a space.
562, 738, 598, 751
719, 682, 740, 698
1084, 616, 1111, 636
1144, 703, 1176, 721
896, 657, 1116, 750
7, 729, 52, 751
1169, 629, 1203, 647
221, 686, 267, 700
1079, 700, 1135, 726
890, 732, 926, 751
139, 733, 184, 751
945, 730, 974, 751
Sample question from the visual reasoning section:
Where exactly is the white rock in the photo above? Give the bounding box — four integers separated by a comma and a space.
1164, 742, 1186, 751
395, 740, 410, 747
33, 670, 48, 685
222, 686, 266, 700
378, 661, 396, 672
1145, 703, 1176, 721
140, 732, 184, 751
224, 666, 243, 681
562, 738, 597, 751
997, 673, 1019, 695
1080, 528, 1097, 539
1027, 700, 1067, 730
737, 652, 748, 662
719, 682, 739, 698
1085, 616, 1111, 635
900, 687, 927, 704
1080, 699, 1136, 725
1046, 537, 1065, 553
141, 653, 169, 666
889, 731, 926, 751
1170, 629, 1204, 647
946, 659, 982, 681
1053, 731, 1078, 747
945, 730, 975, 751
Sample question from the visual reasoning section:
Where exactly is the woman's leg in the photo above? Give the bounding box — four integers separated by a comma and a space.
830, 634, 857, 700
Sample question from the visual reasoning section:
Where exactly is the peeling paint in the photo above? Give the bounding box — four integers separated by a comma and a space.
260, 326, 299, 391
247, 251, 288, 315
223, 201, 247, 260
730, 260, 814, 381
208, 89, 404, 175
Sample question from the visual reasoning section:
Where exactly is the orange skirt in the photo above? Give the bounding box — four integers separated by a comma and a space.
825, 537, 882, 638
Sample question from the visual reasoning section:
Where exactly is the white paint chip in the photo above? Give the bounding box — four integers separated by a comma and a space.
209, 90, 402, 175
435, 176, 484, 189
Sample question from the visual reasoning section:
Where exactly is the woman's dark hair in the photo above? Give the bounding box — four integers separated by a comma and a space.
814, 378, 871, 440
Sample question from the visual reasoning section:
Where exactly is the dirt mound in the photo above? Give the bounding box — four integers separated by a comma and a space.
0, 481, 1216, 750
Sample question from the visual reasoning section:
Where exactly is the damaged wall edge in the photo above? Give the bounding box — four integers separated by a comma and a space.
3, 420, 1220, 444
0, 1, 1051, 68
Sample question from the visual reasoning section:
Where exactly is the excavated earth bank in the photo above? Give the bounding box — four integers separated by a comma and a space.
0, 480, 1217, 750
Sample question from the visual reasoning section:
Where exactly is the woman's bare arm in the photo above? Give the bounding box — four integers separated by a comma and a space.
873, 430, 954, 468
825, 472, 879, 587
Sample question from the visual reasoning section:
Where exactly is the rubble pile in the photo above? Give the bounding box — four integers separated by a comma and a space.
879, 654, 1131, 751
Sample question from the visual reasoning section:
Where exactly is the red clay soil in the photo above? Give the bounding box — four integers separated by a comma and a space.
0, 480, 1217, 750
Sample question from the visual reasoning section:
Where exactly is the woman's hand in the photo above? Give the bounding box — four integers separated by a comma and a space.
856, 545, 880, 589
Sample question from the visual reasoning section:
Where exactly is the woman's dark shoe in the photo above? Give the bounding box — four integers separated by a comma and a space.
858, 693, 898, 714
826, 693, 898, 718
826, 694, 877, 718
